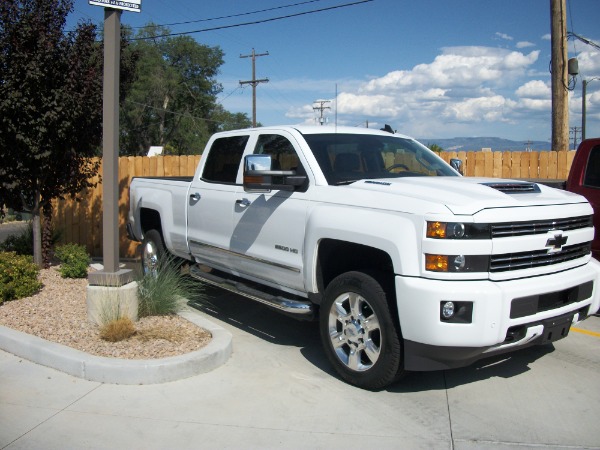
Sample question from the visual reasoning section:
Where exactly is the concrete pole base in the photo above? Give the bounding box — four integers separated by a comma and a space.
86, 281, 139, 326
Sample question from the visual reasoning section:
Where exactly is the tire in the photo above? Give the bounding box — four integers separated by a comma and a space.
319, 271, 404, 390
141, 229, 165, 277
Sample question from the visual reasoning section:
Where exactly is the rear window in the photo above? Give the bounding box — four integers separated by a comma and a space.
201, 135, 249, 184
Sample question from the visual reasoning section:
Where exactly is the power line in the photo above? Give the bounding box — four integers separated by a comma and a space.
129, 0, 374, 41
130, 0, 325, 29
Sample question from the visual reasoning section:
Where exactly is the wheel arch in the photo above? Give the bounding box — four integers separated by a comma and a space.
140, 208, 163, 239
315, 239, 395, 301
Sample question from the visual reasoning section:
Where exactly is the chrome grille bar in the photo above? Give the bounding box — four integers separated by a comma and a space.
490, 243, 591, 272
491, 216, 593, 238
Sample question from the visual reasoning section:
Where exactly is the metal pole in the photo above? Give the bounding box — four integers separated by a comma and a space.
103, 8, 120, 274
582, 80, 587, 141
88, 8, 132, 287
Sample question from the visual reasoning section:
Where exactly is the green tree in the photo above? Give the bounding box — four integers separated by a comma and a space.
427, 143, 444, 154
210, 104, 254, 133
121, 24, 227, 155
0, 0, 133, 267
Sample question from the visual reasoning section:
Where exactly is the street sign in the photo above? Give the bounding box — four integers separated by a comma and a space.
89, 0, 141, 13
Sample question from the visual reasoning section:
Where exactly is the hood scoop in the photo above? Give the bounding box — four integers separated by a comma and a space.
480, 181, 541, 194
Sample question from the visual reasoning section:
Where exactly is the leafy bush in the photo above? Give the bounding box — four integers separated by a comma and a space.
137, 257, 203, 317
0, 251, 42, 303
54, 243, 90, 278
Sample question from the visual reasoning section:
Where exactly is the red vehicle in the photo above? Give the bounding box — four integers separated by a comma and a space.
567, 139, 600, 260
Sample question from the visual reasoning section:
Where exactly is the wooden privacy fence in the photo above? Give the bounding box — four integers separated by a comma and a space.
51, 151, 574, 259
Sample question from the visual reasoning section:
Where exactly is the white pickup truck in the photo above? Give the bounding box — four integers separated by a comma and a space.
128, 125, 600, 389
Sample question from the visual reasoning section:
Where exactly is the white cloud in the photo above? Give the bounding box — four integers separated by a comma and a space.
284, 45, 561, 138
541, 34, 551, 40
516, 80, 550, 99
576, 49, 600, 75
442, 96, 516, 123
496, 32, 513, 41
516, 41, 535, 49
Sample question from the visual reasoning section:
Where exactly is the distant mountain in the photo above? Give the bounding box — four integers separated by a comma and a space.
418, 137, 552, 152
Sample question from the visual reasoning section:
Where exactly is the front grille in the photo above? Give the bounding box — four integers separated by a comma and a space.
491, 216, 593, 238
490, 243, 591, 272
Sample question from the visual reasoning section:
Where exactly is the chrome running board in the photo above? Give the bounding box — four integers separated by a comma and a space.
189, 265, 315, 319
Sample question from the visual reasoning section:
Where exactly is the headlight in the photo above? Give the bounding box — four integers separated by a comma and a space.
426, 221, 490, 239
425, 254, 489, 272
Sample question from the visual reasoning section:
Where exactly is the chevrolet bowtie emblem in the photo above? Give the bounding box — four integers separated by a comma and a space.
546, 233, 568, 252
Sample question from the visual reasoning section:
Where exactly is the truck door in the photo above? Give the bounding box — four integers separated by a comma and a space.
229, 132, 310, 292
187, 135, 249, 271
570, 144, 600, 259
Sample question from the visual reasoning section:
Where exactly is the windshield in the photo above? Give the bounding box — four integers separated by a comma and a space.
302, 133, 457, 185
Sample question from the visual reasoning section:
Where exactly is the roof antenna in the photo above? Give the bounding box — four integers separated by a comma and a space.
381, 124, 395, 134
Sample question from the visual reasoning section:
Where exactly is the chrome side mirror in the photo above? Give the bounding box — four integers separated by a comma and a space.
450, 158, 463, 175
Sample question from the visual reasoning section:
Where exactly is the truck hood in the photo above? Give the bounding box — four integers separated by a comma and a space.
345, 177, 587, 215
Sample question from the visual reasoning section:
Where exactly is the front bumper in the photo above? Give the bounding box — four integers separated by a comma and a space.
395, 258, 600, 371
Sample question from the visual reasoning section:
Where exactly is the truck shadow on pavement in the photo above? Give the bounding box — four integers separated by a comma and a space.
189, 286, 556, 392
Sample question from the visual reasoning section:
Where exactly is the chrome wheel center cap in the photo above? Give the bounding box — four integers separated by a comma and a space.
344, 319, 364, 346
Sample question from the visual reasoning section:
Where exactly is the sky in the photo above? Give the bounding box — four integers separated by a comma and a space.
67, 0, 600, 143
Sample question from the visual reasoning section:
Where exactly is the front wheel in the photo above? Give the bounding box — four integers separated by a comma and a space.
320, 271, 404, 390
141, 229, 165, 277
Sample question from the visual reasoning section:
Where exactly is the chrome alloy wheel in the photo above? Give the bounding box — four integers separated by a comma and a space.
327, 292, 381, 371
142, 240, 159, 276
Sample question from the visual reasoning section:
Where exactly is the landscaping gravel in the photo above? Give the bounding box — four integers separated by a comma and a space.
0, 266, 211, 359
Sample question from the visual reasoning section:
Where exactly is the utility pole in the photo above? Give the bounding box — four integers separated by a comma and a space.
582, 79, 588, 141
239, 48, 269, 127
313, 100, 331, 125
570, 126, 581, 149
550, 0, 569, 152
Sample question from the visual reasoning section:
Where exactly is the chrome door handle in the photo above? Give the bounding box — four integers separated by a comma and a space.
190, 192, 201, 201
236, 198, 251, 208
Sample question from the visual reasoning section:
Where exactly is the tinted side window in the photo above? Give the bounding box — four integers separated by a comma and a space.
202, 135, 249, 184
254, 134, 309, 191
254, 134, 302, 171
583, 145, 600, 188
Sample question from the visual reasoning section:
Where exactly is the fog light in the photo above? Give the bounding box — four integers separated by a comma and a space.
442, 301, 455, 319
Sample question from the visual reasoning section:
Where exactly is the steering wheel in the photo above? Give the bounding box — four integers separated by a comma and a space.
386, 163, 409, 172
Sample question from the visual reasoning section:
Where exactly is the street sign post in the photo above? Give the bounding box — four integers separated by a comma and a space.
88, 0, 141, 13
87, 1, 141, 288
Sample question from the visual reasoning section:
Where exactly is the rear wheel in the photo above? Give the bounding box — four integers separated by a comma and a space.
141, 229, 165, 277
319, 271, 403, 390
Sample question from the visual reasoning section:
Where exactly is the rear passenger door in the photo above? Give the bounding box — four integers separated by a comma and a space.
229, 132, 310, 292
187, 134, 249, 271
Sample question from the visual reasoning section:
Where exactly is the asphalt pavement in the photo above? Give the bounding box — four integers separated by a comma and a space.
1, 283, 599, 450
0, 221, 27, 244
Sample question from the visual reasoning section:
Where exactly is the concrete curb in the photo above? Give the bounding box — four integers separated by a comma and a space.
0, 308, 232, 384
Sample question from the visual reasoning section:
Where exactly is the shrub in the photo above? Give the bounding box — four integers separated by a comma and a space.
0, 251, 42, 303
137, 257, 203, 317
99, 317, 136, 342
54, 243, 90, 278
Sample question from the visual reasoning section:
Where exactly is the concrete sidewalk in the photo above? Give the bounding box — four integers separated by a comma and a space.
1, 286, 600, 449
